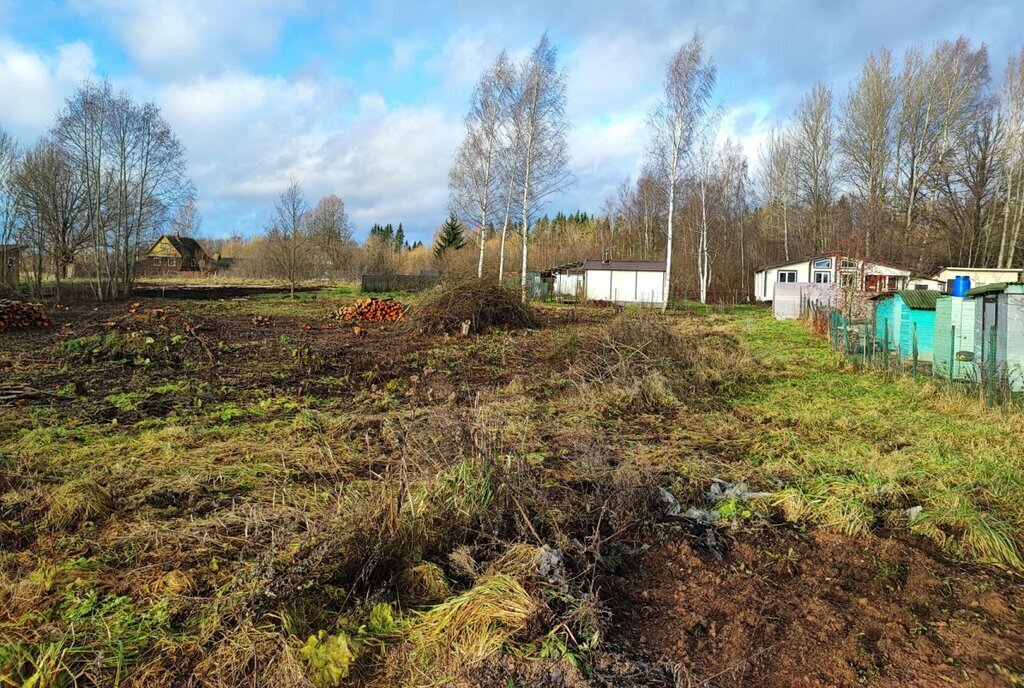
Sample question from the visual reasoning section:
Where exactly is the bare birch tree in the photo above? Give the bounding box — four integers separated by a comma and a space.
758, 127, 796, 260
997, 47, 1024, 268
839, 49, 897, 256
53, 80, 190, 299
691, 112, 724, 304
895, 38, 989, 259
449, 52, 515, 278
792, 83, 836, 252
514, 34, 572, 301
648, 32, 716, 310
307, 193, 355, 276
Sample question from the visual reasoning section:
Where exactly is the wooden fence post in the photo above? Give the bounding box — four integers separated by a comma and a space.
912, 323, 918, 379
949, 325, 956, 390
987, 326, 997, 408
883, 319, 890, 371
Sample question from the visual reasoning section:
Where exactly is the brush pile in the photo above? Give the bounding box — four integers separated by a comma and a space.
335, 297, 408, 323
0, 299, 51, 331
408, 279, 537, 335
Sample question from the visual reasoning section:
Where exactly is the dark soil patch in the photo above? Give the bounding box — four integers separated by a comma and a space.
606, 526, 1024, 687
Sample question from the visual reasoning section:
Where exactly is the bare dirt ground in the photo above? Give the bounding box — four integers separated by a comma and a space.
608, 528, 1023, 687
1, 294, 1022, 687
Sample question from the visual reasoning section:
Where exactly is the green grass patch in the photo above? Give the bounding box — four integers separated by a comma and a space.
728, 312, 1024, 570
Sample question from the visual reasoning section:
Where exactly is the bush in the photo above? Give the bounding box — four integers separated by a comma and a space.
408, 278, 538, 335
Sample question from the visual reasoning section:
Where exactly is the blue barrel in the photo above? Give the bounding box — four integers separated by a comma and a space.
951, 275, 971, 297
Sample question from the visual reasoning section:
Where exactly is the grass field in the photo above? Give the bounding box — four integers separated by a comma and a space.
1, 290, 1021, 687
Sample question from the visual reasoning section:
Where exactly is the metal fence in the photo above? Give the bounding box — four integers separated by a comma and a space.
817, 304, 1020, 409
360, 273, 440, 293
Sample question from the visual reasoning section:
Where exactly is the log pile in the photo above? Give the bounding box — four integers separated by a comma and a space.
334, 298, 408, 323
0, 300, 51, 332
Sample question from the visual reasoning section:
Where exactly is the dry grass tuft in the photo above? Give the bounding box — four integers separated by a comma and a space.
398, 562, 452, 606
397, 574, 538, 683
44, 478, 113, 530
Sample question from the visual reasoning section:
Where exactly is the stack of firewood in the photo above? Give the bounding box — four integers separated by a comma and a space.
334, 298, 408, 323
0, 299, 51, 332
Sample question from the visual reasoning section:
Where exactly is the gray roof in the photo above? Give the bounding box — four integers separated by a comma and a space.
582, 259, 666, 272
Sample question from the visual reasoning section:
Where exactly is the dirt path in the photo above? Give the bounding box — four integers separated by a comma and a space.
607, 526, 1024, 687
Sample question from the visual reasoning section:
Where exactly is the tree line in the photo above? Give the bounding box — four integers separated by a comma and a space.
4, 35, 1023, 305
0, 79, 192, 301
451, 34, 1024, 303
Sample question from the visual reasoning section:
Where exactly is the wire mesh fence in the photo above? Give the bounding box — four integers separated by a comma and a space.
807, 300, 1022, 410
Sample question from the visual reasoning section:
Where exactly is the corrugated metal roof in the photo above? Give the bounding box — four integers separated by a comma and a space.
896, 289, 939, 310
964, 282, 1018, 296
582, 259, 666, 272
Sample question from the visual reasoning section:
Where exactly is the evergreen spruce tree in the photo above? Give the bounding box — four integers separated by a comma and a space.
433, 213, 466, 262
394, 224, 405, 252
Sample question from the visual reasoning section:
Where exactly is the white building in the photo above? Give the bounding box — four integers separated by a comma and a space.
546, 261, 585, 298
753, 253, 912, 302
581, 259, 666, 305
931, 267, 1023, 292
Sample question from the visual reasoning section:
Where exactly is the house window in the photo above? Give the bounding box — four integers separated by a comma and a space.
778, 270, 797, 283
840, 258, 857, 270
812, 258, 832, 269
813, 271, 831, 283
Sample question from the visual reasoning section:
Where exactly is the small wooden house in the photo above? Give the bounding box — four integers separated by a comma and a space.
966, 282, 1024, 391
873, 290, 939, 362
135, 235, 216, 276
0, 244, 20, 291
934, 295, 978, 381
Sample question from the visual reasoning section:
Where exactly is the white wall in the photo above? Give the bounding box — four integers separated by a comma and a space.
584, 269, 665, 304
636, 271, 664, 305
934, 268, 1021, 288
554, 273, 583, 296
611, 271, 634, 302
585, 270, 612, 300
754, 261, 811, 302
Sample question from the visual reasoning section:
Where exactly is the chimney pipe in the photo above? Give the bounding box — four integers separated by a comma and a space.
603, 249, 610, 264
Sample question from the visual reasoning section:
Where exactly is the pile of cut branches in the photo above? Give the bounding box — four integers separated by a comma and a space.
408, 279, 537, 335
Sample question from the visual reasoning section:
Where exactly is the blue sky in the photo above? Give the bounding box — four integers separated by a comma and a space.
0, 0, 1021, 242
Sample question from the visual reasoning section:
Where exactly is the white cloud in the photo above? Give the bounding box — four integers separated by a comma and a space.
425, 30, 497, 88
565, 30, 677, 120
71, 0, 298, 76
0, 39, 94, 140
155, 71, 461, 236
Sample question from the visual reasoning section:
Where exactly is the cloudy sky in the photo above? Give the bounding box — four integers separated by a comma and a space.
0, 0, 1020, 242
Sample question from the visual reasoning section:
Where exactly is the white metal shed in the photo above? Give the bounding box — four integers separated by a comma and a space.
582, 259, 666, 306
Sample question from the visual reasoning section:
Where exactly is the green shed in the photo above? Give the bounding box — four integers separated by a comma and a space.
874, 290, 939, 362
966, 282, 1024, 391
934, 295, 978, 381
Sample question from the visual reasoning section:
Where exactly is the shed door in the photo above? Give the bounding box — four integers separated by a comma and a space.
979, 296, 998, 363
